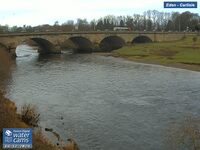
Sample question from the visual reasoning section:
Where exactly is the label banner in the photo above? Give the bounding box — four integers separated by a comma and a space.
164, 1, 198, 8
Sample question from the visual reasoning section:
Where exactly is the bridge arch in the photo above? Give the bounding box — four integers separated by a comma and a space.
99, 36, 125, 52
132, 35, 153, 44
29, 38, 60, 54
62, 36, 93, 53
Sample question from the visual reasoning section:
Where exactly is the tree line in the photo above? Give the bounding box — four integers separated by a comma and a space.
0, 10, 200, 33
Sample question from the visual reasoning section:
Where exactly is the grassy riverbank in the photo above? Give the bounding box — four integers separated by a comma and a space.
112, 35, 200, 71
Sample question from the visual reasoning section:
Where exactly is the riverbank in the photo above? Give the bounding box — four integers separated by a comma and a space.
0, 90, 60, 150
0, 49, 60, 149
101, 35, 200, 72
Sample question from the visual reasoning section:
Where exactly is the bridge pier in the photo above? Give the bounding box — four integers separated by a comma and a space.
4, 43, 17, 58
9, 48, 17, 58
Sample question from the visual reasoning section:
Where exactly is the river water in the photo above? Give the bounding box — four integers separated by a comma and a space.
4, 45, 200, 150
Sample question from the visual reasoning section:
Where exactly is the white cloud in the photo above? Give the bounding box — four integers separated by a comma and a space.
0, 0, 199, 26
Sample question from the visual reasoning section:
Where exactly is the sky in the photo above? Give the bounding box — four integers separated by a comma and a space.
0, 0, 199, 26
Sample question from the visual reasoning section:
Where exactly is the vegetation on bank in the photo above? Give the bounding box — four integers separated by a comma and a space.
0, 91, 59, 150
112, 35, 200, 71
0, 86, 77, 150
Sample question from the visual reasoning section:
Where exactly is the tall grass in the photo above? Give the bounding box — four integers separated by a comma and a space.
21, 104, 40, 127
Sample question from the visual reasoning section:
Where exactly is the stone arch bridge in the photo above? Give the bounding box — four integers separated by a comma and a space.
0, 31, 191, 56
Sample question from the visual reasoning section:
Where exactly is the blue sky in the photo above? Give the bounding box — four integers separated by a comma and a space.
0, 0, 199, 26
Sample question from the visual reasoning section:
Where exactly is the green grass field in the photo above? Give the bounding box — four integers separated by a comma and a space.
113, 35, 200, 70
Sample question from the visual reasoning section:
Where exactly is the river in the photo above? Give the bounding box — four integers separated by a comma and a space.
4, 45, 200, 150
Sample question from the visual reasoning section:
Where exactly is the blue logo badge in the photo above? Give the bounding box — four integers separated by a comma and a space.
2, 128, 32, 149
164, 1, 197, 8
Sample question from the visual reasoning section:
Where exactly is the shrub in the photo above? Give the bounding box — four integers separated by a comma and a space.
21, 104, 40, 127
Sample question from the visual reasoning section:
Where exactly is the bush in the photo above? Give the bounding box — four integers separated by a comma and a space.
21, 104, 40, 127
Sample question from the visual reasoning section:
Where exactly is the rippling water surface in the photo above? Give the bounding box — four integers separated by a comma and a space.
5, 45, 200, 150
